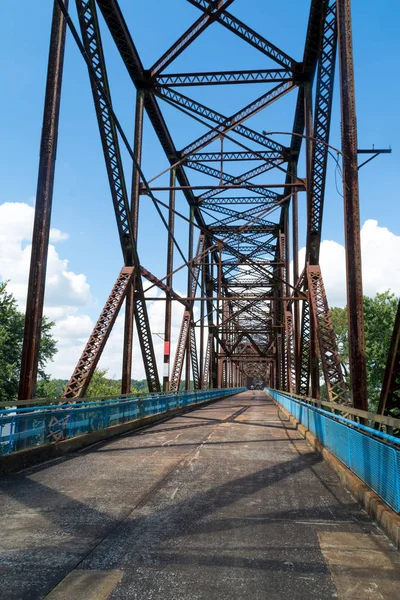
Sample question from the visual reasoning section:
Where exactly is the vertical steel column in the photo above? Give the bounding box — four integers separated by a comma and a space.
305, 82, 320, 399
217, 244, 224, 388
337, 0, 367, 410
211, 253, 218, 389
163, 168, 176, 391
185, 206, 194, 390
291, 161, 300, 380
283, 205, 290, 298
131, 89, 144, 240
122, 89, 144, 393
199, 246, 206, 388
18, 0, 68, 400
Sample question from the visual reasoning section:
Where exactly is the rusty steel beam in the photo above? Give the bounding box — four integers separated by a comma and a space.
187, 0, 296, 68
150, 0, 235, 77
377, 300, 400, 423
170, 235, 205, 392
307, 265, 348, 404
18, 0, 68, 401
140, 266, 187, 307
171, 82, 295, 157
155, 69, 292, 87
76, 0, 132, 260
63, 267, 135, 398
122, 86, 144, 394
163, 169, 176, 391
193, 160, 286, 203
185, 208, 195, 391
95, 0, 207, 234
337, 0, 367, 410
145, 183, 304, 192
202, 333, 213, 389
297, 296, 311, 396
75, 0, 160, 393
189, 150, 283, 162
190, 323, 200, 389
306, 0, 337, 264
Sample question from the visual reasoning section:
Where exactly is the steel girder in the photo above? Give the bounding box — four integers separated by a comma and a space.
306, 0, 337, 264
170, 235, 205, 392
74, 0, 160, 393
150, 0, 236, 77
377, 300, 400, 425
187, 0, 296, 69
155, 69, 292, 87
307, 265, 348, 404
156, 83, 294, 157
63, 267, 135, 398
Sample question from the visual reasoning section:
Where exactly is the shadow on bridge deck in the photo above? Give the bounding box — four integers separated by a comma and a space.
0, 391, 399, 599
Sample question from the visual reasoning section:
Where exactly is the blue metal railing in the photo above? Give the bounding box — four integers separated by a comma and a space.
267, 389, 400, 513
0, 388, 245, 456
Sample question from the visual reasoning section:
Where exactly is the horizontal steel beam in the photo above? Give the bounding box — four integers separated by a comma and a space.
155, 69, 292, 86
142, 183, 305, 192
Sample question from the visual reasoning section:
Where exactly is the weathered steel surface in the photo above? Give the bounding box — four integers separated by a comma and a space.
63, 267, 135, 398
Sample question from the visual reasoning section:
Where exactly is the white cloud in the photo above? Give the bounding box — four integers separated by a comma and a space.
52, 315, 95, 377
50, 228, 69, 243
297, 219, 400, 308
5, 201, 399, 384
0, 201, 94, 379
0, 201, 196, 381
0, 202, 92, 314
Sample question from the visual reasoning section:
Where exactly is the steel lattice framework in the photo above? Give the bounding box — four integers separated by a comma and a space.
17, 0, 397, 423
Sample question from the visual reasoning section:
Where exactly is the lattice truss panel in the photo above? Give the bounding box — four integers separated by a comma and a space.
170, 235, 205, 392
307, 265, 348, 404
63, 267, 135, 398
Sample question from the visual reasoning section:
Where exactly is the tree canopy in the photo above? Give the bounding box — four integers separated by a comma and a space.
0, 281, 57, 404
85, 368, 126, 398
330, 291, 398, 409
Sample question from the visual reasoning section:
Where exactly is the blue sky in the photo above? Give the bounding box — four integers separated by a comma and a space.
0, 0, 399, 378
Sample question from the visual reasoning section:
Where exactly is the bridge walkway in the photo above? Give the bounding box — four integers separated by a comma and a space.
1, 391, 399, 599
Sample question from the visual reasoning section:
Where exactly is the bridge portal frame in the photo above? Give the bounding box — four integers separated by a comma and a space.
19, 0, 390, 417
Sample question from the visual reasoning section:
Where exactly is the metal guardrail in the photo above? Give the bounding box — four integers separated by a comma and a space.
273, 390, 400, 433
267, 389, 400, 513
0, 388, 246, 456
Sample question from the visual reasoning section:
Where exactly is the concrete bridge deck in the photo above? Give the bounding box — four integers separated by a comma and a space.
1, 391, 399, 599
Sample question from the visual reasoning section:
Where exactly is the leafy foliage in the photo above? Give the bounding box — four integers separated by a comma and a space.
330, 291, 398, 409
36, 374, 147, 399
0, 281, 57, 404
85, 368, 126, 397
36, 378, 66, 399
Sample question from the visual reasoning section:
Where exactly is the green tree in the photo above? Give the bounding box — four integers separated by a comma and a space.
0, 281, 57, 404
85, 368, 125, 398
330, 291, 398, 410
36, 378, 67, 399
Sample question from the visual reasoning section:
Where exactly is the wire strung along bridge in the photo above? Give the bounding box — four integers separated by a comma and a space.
1, 1, 400, 599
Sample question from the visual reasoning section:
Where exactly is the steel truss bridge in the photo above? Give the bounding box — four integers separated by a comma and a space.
3, 3, 400, 597
17, 0, 398, 426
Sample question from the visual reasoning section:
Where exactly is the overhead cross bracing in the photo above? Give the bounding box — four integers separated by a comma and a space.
17, 0, 397, 422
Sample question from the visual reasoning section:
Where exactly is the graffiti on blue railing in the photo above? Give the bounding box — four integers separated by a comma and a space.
0, 388, 246, 457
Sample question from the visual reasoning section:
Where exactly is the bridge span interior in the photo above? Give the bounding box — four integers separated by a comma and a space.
17, 0, 399, 424
4, 1, 400, 598
1, 391, 399, 599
